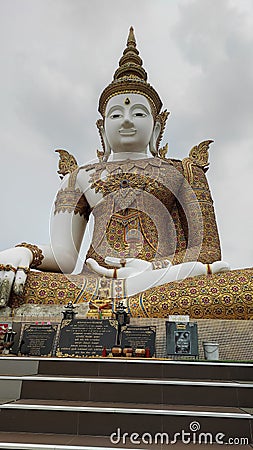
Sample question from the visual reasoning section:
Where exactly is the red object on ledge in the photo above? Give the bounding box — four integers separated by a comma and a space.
145, 347, 151, 358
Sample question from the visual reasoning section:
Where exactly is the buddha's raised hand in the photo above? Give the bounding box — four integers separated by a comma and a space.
0, 247, 33, 307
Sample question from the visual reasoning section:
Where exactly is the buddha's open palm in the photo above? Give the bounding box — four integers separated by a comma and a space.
86, 257, 171, 279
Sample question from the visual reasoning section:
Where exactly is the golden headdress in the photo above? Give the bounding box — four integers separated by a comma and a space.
98, 27, 163, 118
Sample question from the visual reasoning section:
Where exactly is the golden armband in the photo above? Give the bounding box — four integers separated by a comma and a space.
15, 243, 44, 268
54, 187, 89, 218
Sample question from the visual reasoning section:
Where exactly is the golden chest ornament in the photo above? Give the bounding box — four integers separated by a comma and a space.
84, 158, 182, 265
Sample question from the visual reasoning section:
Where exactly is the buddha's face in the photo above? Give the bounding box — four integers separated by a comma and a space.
104, 93, 154, 154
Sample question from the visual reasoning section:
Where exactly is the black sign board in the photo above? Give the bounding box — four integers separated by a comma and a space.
19, 324, 58, 357
121, 326, 156, 357
11, 322, 22, 355
166, 321, 198, 357
57, 318, 117, 357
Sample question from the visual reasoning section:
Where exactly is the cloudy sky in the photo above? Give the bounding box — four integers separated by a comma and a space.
0, 0, 252, 271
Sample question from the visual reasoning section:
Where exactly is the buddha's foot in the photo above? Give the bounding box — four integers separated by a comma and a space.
210, 261, 230, 274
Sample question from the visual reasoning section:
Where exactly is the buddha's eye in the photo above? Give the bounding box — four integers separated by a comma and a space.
110, 113, 122, 119
133, 111, 147, 117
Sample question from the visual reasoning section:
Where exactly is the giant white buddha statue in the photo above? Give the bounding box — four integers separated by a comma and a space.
0, 28, 252, 320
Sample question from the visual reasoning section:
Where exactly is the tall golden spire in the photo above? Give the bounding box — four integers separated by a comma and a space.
127, 26, 136, 46
98, 27, 162, 117
113, 27, 147, 82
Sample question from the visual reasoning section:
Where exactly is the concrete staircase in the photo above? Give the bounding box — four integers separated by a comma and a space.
0, 356, 252, 449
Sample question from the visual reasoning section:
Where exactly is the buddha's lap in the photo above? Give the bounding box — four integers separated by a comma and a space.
8, 268, 253, 320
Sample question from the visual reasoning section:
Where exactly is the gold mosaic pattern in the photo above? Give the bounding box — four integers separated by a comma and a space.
169, 163, 221, 264
85, 157, 221, 266
9, 271, 117, 319
86, 208, 160, 265
128, 268, 253, 320
9, 268, 253, 320
8, 148, 238, 320
9, 272, 91, 308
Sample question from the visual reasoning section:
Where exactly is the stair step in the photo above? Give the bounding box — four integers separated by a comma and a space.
1, 357, 253, 381
0, 432, 252, 449
0, 432, 155, 450
38, 357, 253, 381
0, 399, 252, 443
1, 357, 253, 445
1, 374, 252, 407
0, 376, 253, 407
0, 357, 39, 376
0, 432, 161, 450
1, 398, 251, 417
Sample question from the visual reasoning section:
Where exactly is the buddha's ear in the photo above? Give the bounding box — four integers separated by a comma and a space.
96, 119, 111, 161
150, 110, 170, 157
100, 125, 111, 162
149, 120, 161, 157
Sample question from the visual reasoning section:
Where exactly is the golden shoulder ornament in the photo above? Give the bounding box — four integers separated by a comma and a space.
182, 140, 213, 184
